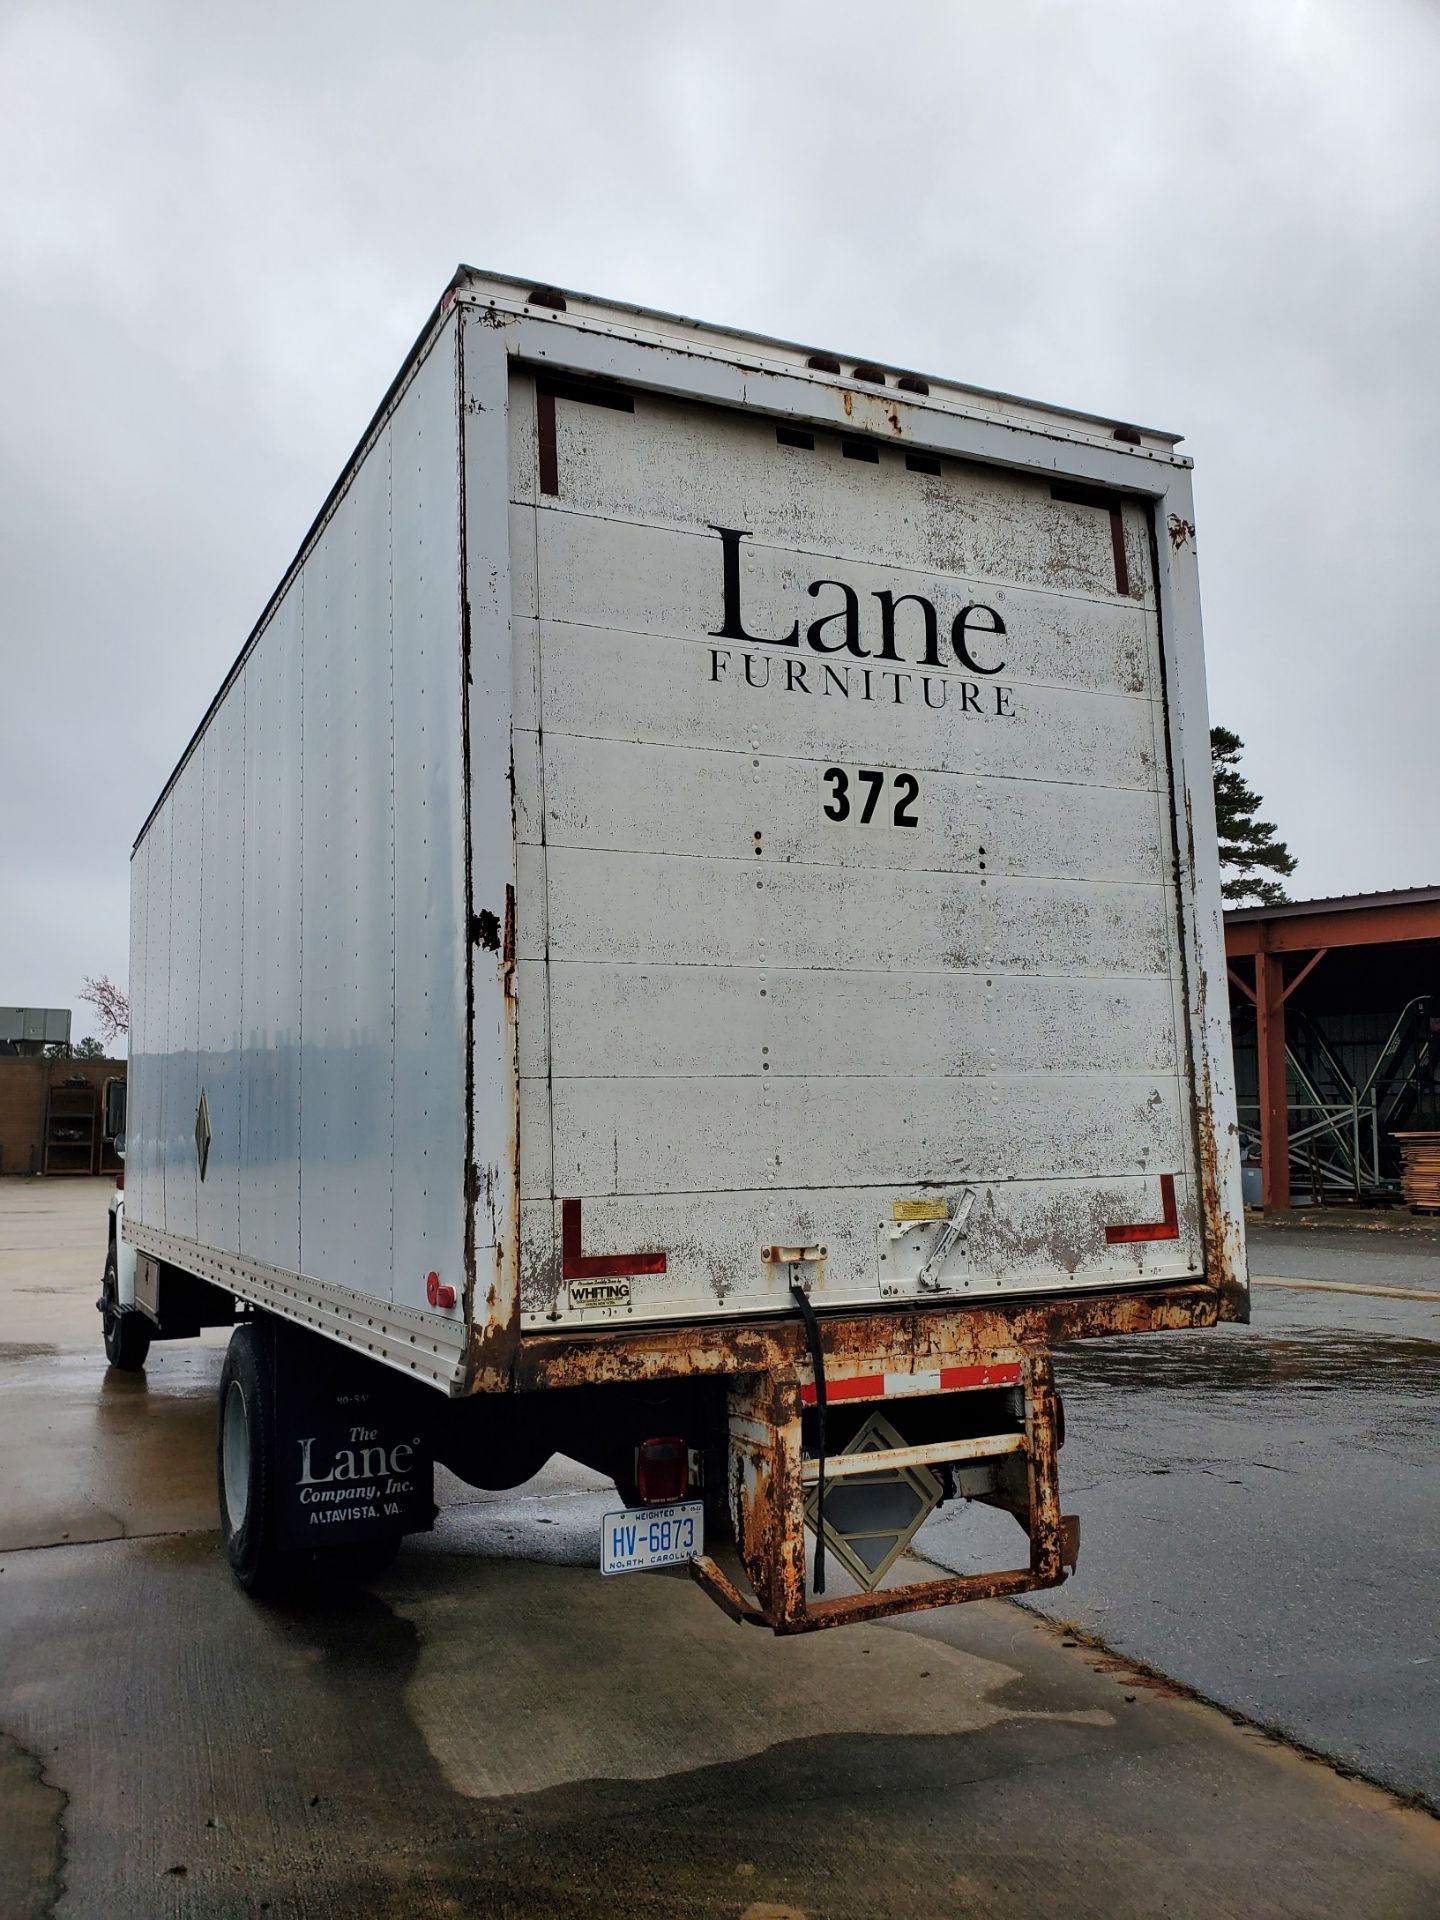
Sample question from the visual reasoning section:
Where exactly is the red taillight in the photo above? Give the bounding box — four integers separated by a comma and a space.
426, 1270, 457, 1310
635, 1435, 688, 1505
115, 1171, 124, 1191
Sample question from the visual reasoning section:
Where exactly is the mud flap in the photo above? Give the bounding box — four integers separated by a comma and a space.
270, 1325, 436, 1551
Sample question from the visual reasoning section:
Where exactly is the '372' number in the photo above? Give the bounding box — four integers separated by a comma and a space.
821, 766, 921, 828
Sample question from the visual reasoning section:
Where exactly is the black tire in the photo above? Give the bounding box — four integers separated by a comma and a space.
218, 1322, 299, 1598
101, 1248, 151, 1372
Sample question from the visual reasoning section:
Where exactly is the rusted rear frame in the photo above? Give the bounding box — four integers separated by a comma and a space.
690, 1347, 1073, 1634
511, 1281, 1220, 1634
511, 1280, 1225, 1395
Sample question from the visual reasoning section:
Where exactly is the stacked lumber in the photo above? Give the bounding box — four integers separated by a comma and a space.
1395, 1132, 1440, 1212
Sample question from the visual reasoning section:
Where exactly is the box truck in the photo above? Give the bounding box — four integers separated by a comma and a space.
101, 269, 1245, 1631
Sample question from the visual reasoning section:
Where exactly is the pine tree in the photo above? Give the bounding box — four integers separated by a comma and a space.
1211, 726, 1297, 906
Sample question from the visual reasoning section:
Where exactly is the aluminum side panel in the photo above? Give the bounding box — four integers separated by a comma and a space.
142, 804, 173, 1229
196, 697, 244, 1247
240, 591, 302, 1273
392, 330, 468, 1313
298, 426, 396, 1300
163, 764, 201, 1240
125, 825, 151, 1222
126, 317, 470, 1350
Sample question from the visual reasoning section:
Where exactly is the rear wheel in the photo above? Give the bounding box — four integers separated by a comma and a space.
218, 1322, 299, 1597
101, 1248, 151, 1371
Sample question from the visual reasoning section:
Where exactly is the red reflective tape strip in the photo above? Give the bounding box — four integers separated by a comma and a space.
939, 1362, 1022, 1391
560, 1198, 667, 1279
801, 1373, 883, 1406
1105, 1172, 1180, 1244
801, 1361, 1021, 1406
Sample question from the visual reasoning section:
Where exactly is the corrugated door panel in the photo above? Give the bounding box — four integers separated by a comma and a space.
537, 736, 1164, 882
509, 375, 1199, 1327
530, 611, 1157, 788
547, 1076, 1185, 1195
514, 385, 1154, 607
526, 967, 1180, 1081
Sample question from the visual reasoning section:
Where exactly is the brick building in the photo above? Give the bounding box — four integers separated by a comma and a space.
0, 1057, 126, 1176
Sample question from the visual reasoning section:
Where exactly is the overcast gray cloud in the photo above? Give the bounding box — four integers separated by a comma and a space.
2, 0, 1436, 1036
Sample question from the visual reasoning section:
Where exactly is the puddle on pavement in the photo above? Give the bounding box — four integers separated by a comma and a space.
1053, 1323, 1437, 1396
6, 1536, 1435, 1920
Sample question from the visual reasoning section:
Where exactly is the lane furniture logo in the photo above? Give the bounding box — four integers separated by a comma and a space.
274, 1354, 435, 1550
705, 526, 1016, 716
292, 1427, 420, 1530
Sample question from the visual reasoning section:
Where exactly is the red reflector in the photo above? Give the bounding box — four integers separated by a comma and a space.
425, 1271, 457, 1310
1105, 1173, 1180, 1245
115, 1171, 125, 1191
635, 1435, 688, 1505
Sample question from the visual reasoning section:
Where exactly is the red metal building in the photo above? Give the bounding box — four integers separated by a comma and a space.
1226, 888, 1440, 1209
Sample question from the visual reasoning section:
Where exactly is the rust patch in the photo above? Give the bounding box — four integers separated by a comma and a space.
510, 1284, 1220, 1395
709, 1348, 1076, 1634
467, 1242, 522, 1389
1167, 512, 1196, 551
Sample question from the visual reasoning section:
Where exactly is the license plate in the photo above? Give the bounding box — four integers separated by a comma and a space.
600, 1501, 704, 1576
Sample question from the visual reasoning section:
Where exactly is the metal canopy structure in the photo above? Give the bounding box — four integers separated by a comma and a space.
1226, 889, 1440, 1208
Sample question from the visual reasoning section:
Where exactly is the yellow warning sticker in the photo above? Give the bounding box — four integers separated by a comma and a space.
891, 1198, 949, 1222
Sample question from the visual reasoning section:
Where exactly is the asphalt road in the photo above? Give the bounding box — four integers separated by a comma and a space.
925, 1219, 1440, 1802
2, 1182, 1438, 1920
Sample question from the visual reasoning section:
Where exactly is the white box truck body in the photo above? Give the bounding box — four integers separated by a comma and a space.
108, 271, 1245, 1630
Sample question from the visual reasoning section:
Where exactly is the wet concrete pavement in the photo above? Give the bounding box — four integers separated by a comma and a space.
3, 1181, 1440, 1919
925, 1220, 1440, 1804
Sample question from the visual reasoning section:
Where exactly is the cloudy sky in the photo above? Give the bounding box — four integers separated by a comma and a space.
2, 0, 1436, 1039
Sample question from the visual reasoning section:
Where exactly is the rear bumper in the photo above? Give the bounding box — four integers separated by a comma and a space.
512, 1281, 1225, 1635
693, 1345, 1077, 1635
509, 1279, 1229, 1394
